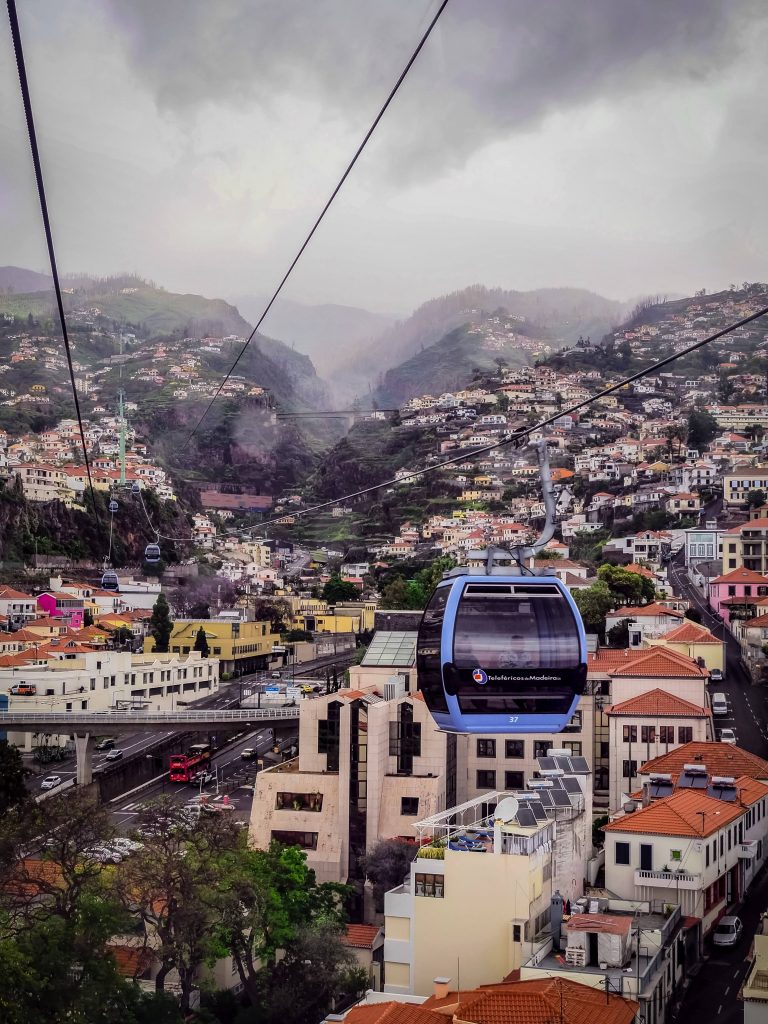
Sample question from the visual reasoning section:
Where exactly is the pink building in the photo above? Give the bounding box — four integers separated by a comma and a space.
36, 591, 84, 629
708, 567, 768, 624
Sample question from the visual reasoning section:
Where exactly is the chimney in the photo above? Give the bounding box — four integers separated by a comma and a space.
551, 890, 565, 951
642, 781, 651, 808
433, 977, 452, 1000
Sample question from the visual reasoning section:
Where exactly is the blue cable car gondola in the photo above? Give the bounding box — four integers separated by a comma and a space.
108, 500, 119, 513
144, 542, 161, 563
417, 573, 587, 734
101, 569, 119, 592
131, 481, 141, 494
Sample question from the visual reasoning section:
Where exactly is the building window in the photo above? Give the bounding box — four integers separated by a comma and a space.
622, 760, 637, 778
318, 701, 342, 772
641, 726, 656, 743
513, 924, 522, 942
389, 703, 422, 774
477, 738, 496, 758
659, 726, 674, 744
476, 770, 496, 790
270, 830, 318, 850
275, 792, 323, 812
600, 742, 610, 758
706, 845, 710, 867
401, 797, 420, 816
505, 740, 524, 759
670, 849, 682, 862
678, 727, 693, 744
533, 741, 550, 759
615, 842, 630, 865
505, 771, 524, 790
563, 742, 582, 756
415, 873, 444, 898
623, 725, 637, 743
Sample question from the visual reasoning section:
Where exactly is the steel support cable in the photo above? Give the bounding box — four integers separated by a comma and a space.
181, 0, 451, 450
6, 0, 105, 545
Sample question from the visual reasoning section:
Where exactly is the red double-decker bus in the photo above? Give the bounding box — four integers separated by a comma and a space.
169, 742, 211, 783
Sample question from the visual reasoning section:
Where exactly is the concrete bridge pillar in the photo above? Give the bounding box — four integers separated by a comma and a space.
74, 733, 96, 786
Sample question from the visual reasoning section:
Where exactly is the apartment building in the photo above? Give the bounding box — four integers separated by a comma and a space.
604, 604, 684, 647
724, 467, 768, 507
14, 463, 73, 502
604, 779, 768, 935
650, 620, 725, 675
460, 702, 593, 802
250, 632, 453, 887
720, 518, 768, 574
383, 769, 590, 996
1, 647, 218, 749
0, 586, 37, 627
708, 566, 768, 623
606, 690, 712, 811
741, 922, 768, 1024
146, 615, 279, 675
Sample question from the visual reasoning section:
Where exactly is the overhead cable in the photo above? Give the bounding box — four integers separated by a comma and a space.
6, 0, 105, 541
182, 0, 451, 449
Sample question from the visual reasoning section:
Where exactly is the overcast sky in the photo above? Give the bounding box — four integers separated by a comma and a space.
2, 0, 768, 318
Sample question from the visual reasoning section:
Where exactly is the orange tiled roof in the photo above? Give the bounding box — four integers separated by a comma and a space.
710, 567, 768, 585
590, 646, 706, 678
639, 741, 768, 781
456, 979, 638, 1024
0, 586, 35, 601
108, 945, 153, 978
343, 924, 381, 949
624, 563, 656, 579
744, 613, 768, 628
607, 688, 708, 717
565, 914, 632, 936
604, 789, 748, 838
345, 1005, 439, 1024
659, 622, 721, 644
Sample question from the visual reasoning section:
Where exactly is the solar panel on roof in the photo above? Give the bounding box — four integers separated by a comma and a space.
562, 777, 582, 794
568, 757, 590, 774
547, 776, 564, 790
708, 784, 738, 802
538, 757, 558, 772
554, 757, 572, 773
528, 801, 547, 821
650, 782, 674, 799
679, 771, 708, 789
550, 790, 572, 807
535, 790, 554, 806
515, 806, 538, 828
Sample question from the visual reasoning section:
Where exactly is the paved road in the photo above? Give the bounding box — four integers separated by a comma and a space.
110, 725, 294, 833
668, 554, 768, 757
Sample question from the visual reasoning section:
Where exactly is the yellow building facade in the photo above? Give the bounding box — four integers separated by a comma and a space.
145, 617, 279, 675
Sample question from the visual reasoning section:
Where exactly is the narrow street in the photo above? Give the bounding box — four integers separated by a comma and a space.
668, 554, 768, 759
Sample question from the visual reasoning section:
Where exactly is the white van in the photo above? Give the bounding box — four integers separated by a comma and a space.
712, 693, 728, 716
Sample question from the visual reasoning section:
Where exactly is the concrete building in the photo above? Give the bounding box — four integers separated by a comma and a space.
723, 467, 768, 507
606, 690, 712, 812
721, 518, 768, 575
383, 766, 590, 997
604, 604, 684, 648
250, 632, 454, 887
0, 647, 218, 749
0, 586, 38, 627
603, 779, 768, 935
708, 567, 768, 624
146, 615, 279, 676
650, 620, 725, 675
741, 923, 768, 1024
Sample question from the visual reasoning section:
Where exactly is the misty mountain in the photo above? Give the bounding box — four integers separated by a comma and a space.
0, 266, 53, 293
229, 293, 397, 374
347, 284, 628, 391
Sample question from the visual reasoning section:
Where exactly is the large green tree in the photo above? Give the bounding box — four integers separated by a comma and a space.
597, 564, 645, 606
193, 626, 210, 658
572, 581, 615, 639
149, 593, 173, 653
321, 576, 360, 604
379, 576, 426, 610
0, 741, 27, 817
687, 407, 719, 448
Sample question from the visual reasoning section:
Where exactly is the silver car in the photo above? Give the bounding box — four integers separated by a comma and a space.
713, 916, 743, 947
40, 775, 62, 791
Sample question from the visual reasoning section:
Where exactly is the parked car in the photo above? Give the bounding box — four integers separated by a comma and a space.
83, 846, 122, 864
109, 837, 143, 855
40, 775, 62, 791
719, 728, 737, 745
240, 748, 258, 761
95, 738, 115, 751
713, 916, 743, 947
198, 770, 215, 785
9, 682, 37, 696
709, 669, 724, 683
104, 749, 124, 761
711, 693, 728, 716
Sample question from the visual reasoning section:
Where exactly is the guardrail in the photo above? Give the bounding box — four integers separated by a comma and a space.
0, 707, 301, 728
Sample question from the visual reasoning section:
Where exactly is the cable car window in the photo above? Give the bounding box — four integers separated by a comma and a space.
417, 586, 450, 713
453, 592, 580, 670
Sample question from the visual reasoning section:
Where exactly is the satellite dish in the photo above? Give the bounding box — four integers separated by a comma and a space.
494, 796, 520, 823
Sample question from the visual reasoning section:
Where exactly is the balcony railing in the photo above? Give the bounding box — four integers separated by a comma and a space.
739, 841, 758, 860
634, 868, 700, 891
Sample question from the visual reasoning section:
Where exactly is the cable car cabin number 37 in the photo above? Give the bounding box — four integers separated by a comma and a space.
416, 575, 587, 735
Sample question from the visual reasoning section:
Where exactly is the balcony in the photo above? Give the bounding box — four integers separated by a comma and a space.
634, 868, 701, 891
739, 841, 758, 860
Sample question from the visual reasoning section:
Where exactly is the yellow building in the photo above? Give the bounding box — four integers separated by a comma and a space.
292, 601, 376, 635
145, 616, 279, 676
383, 778, 589, 997
648, 620, 726, 674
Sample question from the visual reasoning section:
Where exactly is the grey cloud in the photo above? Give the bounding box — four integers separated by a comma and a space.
105, 0, 764, 182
